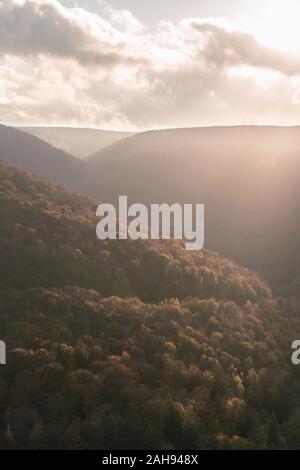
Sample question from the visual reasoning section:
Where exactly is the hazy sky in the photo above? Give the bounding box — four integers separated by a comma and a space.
60, 0, 262, 26
1, 0, 300, 130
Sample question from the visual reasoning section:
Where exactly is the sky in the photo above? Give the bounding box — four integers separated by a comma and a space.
1, 0, 300, 130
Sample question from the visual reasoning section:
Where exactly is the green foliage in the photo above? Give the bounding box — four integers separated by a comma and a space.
0, 162, 299, 449
0, 288, 299, 449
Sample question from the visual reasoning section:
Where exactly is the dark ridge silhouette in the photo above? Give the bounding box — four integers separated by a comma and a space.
0, 124, 87, 188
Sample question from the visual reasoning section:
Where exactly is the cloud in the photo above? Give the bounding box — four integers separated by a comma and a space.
103, 4, 144, 34
0, 0, 144, 67
193, 22, 300, 76
0, 0, 300, 129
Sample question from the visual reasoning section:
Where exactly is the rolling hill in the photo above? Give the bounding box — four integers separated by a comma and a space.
2, 124, 300, 295
83, 126, 300, 294
0, 124, 87, 189
0, 161, 268, 304
20, 127, 134, 159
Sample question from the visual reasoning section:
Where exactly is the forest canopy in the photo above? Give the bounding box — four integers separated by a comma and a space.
0, 161, 300, 449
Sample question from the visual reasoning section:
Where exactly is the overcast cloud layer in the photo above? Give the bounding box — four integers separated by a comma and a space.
1, 0, 300, 129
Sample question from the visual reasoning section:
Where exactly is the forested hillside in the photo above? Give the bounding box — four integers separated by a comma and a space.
2, 124, 300, 296
83, 126, 300, 295
0, 162, 300, 449
0, 287, 300, 450
0, 162, 268, 304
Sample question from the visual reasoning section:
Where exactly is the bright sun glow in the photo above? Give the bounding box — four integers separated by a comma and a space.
246, 0, 300, 53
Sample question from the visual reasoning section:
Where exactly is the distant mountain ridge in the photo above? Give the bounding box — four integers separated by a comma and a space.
0, 124, 87, 188
20, 127, 134, 159
89, 125, 300, 165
